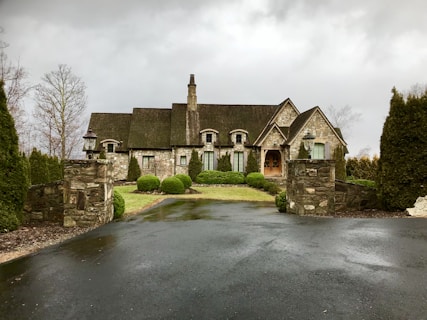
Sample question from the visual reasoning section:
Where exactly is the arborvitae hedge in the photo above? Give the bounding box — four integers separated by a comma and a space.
0, 80, 28, 231
29, 148, 49, 185
217, 153, 232, 172
127, 155, 141, 181
188, 149, 202, 181
47, 156, 63, 181
245, 150, 259, 175
378, 87, 427, 210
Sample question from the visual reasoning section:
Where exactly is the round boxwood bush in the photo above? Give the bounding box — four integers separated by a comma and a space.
174, 174, 192, 189
224, 171, 245, 184
275, 191, 287, 213
113, 190, 125, 219
246, 172, 265, 188
161, 177, 185, 194
137, 174, 160, 192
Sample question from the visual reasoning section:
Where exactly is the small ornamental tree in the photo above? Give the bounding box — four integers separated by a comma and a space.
297, 142, 309, 159
127, 155, 141, 181
217, 153, 232, 172
245, 150, 259, 175
333, 146, 346, 181
0, 80, 28, 231
188, 149, 202, 181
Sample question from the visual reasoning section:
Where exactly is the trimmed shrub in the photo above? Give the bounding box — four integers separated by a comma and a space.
196, 170, 245, 184
174, 174, 192, 189
246, 172, 265, 188
245, 150, 259, 175
217, 153, 232, 172
137, 174, 160, 192
29, 148, 49, 185
161, 177, 185, 194
127, 155, 141, 181
263, 181, 281, 195
113, 190, 125, 219
188, 149, 202, 181
275, 191, 287, 213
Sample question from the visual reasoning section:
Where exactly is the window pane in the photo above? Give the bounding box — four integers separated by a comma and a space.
142, 156, 155, 169
206, 134, 212, 143
203, 151, 214, 170
107, 144, 114, 153
312, 143, 325, 159
233, 152, 244, 172
180, 156, 187, 166
236, 134, 242, 144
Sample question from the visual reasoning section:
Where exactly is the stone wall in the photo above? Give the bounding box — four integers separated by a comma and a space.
286, 160, 335, 215
63, 159, 114, 227
335, 180, 379, 212
105, 152, 129, 181
24, 181, 64, 223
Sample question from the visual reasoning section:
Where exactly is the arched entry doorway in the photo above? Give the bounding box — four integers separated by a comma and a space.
264, 150, 282, 177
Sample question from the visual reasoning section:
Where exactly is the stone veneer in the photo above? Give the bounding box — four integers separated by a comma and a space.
63, 159, 114, 227
286, 160, 335, 215
25, 181, 64, 223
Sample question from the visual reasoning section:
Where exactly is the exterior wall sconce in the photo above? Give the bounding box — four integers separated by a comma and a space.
303, 131, 315, 159
83, 128, 97, 159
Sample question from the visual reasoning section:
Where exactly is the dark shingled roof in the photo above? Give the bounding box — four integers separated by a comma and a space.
128, 108, 172, 149
88, 113, 132, 152
170, 104, 278, 146
287, 107, 318, 143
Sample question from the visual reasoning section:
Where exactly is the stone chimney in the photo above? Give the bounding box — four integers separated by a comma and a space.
187, 74, 197, 111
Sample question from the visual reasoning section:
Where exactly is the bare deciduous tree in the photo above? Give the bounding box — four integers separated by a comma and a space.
326, 104, 362, 138
34, 64, 87, 160
0, 27, 32, 151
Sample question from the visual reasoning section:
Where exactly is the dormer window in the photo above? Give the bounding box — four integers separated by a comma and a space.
100, 139, 121, 153
206, 133, 212, 143
230, 129, 248, 145
200, 129, 219, 145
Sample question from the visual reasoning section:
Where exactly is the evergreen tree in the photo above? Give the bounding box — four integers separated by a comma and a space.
333, 146, 346, 180
245, 150, 259, 175
297, 142, 309, 159
378, 87, 427, 210
127, 155, 141, 181
0, 80, 28, 231
99, 149, 106, 159
188, 149, 202, 181
48, 155, 63, 181
29, 148, 49, 185
217, 153, 232, 172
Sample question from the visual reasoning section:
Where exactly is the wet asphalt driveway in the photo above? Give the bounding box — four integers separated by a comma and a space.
1, 199, 427, 320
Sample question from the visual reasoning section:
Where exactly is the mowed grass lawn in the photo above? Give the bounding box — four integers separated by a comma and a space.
115, 184, 276, 215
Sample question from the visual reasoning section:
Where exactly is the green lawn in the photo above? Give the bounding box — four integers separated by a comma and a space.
115, 184, 275, 215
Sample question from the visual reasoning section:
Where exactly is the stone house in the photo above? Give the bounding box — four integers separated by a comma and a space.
86, 74, 347, 181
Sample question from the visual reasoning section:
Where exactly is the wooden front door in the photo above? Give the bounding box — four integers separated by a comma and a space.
264, 150, 281, 177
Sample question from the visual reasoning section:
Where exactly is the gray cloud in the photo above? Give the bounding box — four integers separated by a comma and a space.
1, 0, 427, 156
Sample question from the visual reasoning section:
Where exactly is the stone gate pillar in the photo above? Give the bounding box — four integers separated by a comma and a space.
286, 160, 335, 215
63, 159, 114, 227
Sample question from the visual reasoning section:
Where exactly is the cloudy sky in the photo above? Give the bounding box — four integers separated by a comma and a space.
1, 0, 426, 157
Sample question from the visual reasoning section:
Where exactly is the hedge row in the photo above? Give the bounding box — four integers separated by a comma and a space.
195, 170, 245, 184
136, 174, 193, 194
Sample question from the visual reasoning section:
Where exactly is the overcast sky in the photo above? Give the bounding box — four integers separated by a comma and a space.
1, 0, 427, 157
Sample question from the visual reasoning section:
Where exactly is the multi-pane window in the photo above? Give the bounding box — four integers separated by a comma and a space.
180, 155, 187, 166
142, 156, 155, 169
206, 133, 213, 143
233, 152, 244, 172
107, 143, 114, 153
312, 143, 325, 159
203, 151, 214, 170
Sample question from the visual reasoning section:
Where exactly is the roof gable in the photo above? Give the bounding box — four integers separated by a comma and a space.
253, 123, 287, 146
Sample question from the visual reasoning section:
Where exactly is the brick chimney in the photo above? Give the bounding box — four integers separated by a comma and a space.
187, 74, 197, 111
